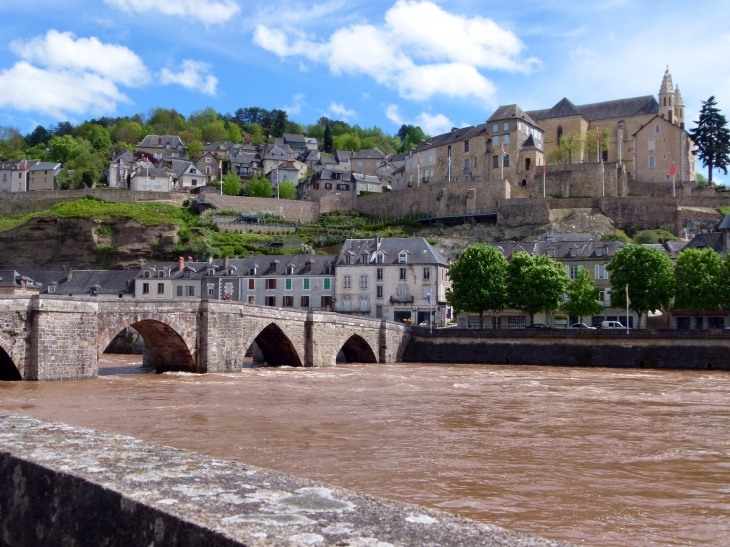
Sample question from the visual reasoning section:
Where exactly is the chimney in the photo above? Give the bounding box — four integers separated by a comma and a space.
187, 256, 193, 262
451, 127, 458, 133
178, 256, 185, 272
126, 280, 130, 290
375, 235, 382, 249
67, 269, 73, 282
224, 256, 230, 270
208, 256, 214, 264
249, 251, 254, 257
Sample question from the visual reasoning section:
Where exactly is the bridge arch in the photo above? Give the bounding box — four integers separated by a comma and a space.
0, 343, 21, 381
244, 322, 304, 367
99, 315, 196, 374
336, 333, 378, 364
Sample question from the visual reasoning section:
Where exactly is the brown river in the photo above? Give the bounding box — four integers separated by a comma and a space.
2, 355, 730, 546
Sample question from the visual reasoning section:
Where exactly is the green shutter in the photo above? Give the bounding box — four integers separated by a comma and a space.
324, 278, 331, 290
286, 279, 292, 290
304, 278, 310, 290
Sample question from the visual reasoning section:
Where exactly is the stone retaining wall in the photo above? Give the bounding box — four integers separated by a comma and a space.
0, 189, 188, 215
0, 414, 570, 547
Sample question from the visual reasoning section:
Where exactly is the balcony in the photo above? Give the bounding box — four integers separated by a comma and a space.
390, 295, 415, 304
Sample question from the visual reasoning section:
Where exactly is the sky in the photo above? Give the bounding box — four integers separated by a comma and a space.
0, 0, 728, 181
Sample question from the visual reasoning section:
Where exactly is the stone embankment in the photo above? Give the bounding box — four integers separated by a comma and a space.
0, 414, 571, 547
404, 328, 730, 370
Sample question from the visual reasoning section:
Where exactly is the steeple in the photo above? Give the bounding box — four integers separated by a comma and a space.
658, 66, 676, 124
674, 85, 685, 127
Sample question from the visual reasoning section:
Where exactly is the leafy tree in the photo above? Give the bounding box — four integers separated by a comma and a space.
507, 252, 571, 325
49, 135, 78, 164
584, 127, 611, 163
87, 125, 112, 150
270, 109, 288, 138
202, 120, 227, 143
446, 243, 508, 328
323, 123, 333, 153
25, 125, 52, 147
673, 248, 723, 318
227, 122, 242, 144
333, 133, 361, 152
81, 170, 96, 188
606, 245, 675, 325
188, 140, 203, 159
55, 168, 73, 190
53, 121, 74, 137
546, 132, 583, 165
0, 126, 25, 159
721, 254, 730, 314
222, 173, 241, 196
113, 121, 142, 145
690, 96, 730, 184
695, 173, 709, 187
278, 180, 297, 199
562, 268, 604, 323
247, 176, 272, 198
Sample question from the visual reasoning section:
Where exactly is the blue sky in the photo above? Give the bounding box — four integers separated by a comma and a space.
0, 0, 728, 180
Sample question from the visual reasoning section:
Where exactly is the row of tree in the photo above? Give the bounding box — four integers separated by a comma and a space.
221, 175, 297, 199
447, 243, 730, 327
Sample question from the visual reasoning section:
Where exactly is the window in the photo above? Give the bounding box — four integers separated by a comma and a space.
547, 249, 555, 258
357, 161, 363, 168
648, 139, 656, 151
324, 278, 331, 290
376, 253, 383, 264
464, 140, 470, 152
345, 255, 351, 264
423, 267, 430, 280
206, 157, 212, 163
504, 123, 509, 131
400, 267, 407, 280
177, 286, 183, 296
266, 279, 276, 290
208, 284, 215, 296
557, 126, 563, 141
186, 286, 195, 297
360, 275, 368, 289
325, 183, 332, 189
570, 248, 578, 258
492, 136, 499, 147
208, 269, 215, 276
503, 134, 510, 145
265, 296, 276, 306
337, 184, 349, 191
377, 286, 383, 298
595, 248, 603, 257
48, 285, 55, 294
655, 124, 661, 133
666, 174, 671, 180
468, 316, 482, 329
376, 305, 383, 319
447, 145, 452, 157
464, 159, 470, 172
595, 264, 608, 280
399, 252, 407, 263
248, 279, 255, 290
493, 155, 499, 168
321, 296, 332, 308
649, 156, 656, 168
423, 286, 432, 298
283, 296, 294, 307
377, 268, 383, 280
493, 124, 499, 132
143, 270, 151, 278
285, 279, 292, 290
503, 154, 510, 167
569, 265, 580, 279
304, 278, 310, 290
157, 283, 165, 295
525, 158, 531, 171
142, 283, 149, 294
508, 316, 526, 329
344, 275, 351, 289
224, 283, 233, 297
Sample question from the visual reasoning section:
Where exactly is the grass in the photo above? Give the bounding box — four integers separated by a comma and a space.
602, 229, 631, 243
719, 206, 730, 216
49, 197, 197, 226
0, 212, 40, 233
602, 228, 681, 244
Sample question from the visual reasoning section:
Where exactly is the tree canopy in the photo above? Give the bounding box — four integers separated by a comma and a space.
690, 96, 730, 184
606, 245, 675, 322
673, 248, 723, 316
247, 176, 272, 198
506, 252, 571, 323
562, 268, 604, 322
222, 174, 242, 196
278, 180, 297, 200
446, 243, 508, 328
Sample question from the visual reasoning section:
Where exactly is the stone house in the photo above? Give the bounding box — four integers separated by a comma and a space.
351, 148, 386, 176
28, 162, 62, 191
0, 159, 40, 192
201, 255, 336, 309
352, 173, 383, 195
265, 160, 301, 190
0, 271, 41, 294
334, 237, 451, 326
107, 149, 134, 188
229, 151, 263, 180
298, 170, 355, 210
129, 166, 173, 192
19, 269, 136, 299
171, 160, 208, 190
134, 258, 207, 300
633, 115, 695, 185
202, 141, 234, 161
136, 135, 188, 160
195, 152, 222, 179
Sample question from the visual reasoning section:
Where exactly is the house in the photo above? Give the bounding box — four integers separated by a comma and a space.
170, 160, 208, 190
194, 152, 222, 179
0, 159, 40, 192
202, 141, 234, 161
201, 255, 335, 309
351, 148, 386, 176
136, 135, 189, 160
265, 160, 300, 189
262, 144, 306, 180
129, 165, 173, 192
297, 170, 355, 209
486, 106, 545, 188
27, 162, 62, 191
334, 237, 450, 326
134, 258, 207, 300
352, 173, 383, 195
107, 149, 134, 188
633, 114, 695, 184
229, 151, 263, 180
0, 271, 41, 294
19, 269, 136, 299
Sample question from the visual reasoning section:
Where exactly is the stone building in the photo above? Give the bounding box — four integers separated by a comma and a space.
27, 162, 62, 191
351, 148, 386, 176
136, 135, 188, 160
134, 258, 207, 300
201, 255, 336, 309
107, 149, 134, 188
486, 105, 545, 188
633, 114, 695, 185
0, 159, 40, 192
334, 237, 450, 326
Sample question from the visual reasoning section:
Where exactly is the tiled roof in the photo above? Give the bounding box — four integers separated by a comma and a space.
351, 148, 386, 159
718, 214, 730, 231
203, 141, 234, 151
527, 95, 659, 122
28, 162, 61, 171
19, 270, 137, 295
338, 238, 449, 266
487, 104, 537, 126
490, 240, 626, 260
204, 255, 336, 277
684, 233, 726, 255
138, 135, 187, 149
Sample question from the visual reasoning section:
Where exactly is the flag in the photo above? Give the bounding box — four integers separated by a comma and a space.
218, 161, 222, 172
543, 163, 547, 175
619, 130, 624, 142
502, 144, 507, 157
417, 154, 421, 167
23, 160, 28, 171
596, 129, 601, 141
625, 285, 631, 306
601, 160, 605, 174
670, 162, 676, 176
427, 291, 431, 305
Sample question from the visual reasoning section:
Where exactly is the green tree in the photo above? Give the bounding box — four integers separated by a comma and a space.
690, 96, 730, 185
202, 120, 227, 143
222, 173, 242, 196
49, 135, 78, 164
333, 133, 361, 152
584, 127, 611, 163
113, 121, 142, 145
278, 180, 297, 199
606, 245, 675, 325
188, 140, 203, 159
86, 125, 112, 150
562, 268, 604, 324
55, 168, 73, 190
227, 122, 243, 144
323, 123, 333, 153
81, 170, 96, 188
446, 243, 508, 328
695, 173, 709, 187
673, 248, 723, 319
247, 176, 272, 198
507, 252, 571, 325
721, 254, 730, 314
546, 132, 583, 165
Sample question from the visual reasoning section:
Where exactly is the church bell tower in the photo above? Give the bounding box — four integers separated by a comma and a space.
658, 67, 675, 124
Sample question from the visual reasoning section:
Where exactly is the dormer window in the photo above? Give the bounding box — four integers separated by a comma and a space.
399, 252, 407, 263
48, 285, 56, 294
286, 265, 295, 275
376, 253, 383, 264
304, 262, 312, 273
209, 269, 215, 276
345, 255, 351, 264
143, 270, 151, 278
249, 267, 257, 275
184, 270, 191, 278
547, 249, 555, 258
158, 270, 165, 278
596, 248, 603, 257
570, 249, 578, 258
361, 253, 369, 263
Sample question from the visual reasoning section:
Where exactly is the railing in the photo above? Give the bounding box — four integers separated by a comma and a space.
390, 295, 415, 303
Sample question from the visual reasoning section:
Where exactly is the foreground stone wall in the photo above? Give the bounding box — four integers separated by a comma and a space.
404, 328, 730, 370
0, 414, 571, 547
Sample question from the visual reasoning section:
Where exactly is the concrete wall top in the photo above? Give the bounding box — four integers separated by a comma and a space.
0, 414, 571, 547
411, 327, 730, 341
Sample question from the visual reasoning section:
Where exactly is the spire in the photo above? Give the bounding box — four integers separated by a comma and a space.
660, 66, 674, 94
674, 84, 684, 106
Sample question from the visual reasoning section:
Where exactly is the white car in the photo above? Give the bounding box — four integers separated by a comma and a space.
602, 321, 627, 329
568, 323, 597, 330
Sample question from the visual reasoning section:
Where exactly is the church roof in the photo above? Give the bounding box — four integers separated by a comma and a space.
488, 104, 537, 125
521, 135, 538, 149
527, 95, 659, 122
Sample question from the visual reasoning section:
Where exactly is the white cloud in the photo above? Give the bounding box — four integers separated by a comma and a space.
283, 93, 306, 116
11, 30, 149, 87
103, 0, 240, 25
160, 60, 218, 95
328, 102, 357, 121
386, 104, 455, 135
253, 0, 537, 104
0, 61, 129, 119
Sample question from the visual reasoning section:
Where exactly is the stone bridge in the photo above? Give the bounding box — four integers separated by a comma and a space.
0, 296, 411, 381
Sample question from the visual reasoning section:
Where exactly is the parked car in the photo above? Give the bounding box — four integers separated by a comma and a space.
569, 323, 597, 330
602, 321, 626, 329
526, 323, 551, 329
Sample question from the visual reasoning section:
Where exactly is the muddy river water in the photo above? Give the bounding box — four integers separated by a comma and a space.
1, 355, 729, 546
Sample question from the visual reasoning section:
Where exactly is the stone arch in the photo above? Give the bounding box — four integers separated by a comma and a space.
245, 322, 303, 367
338, 334, 378, 364
99, 316, 196, 374
0, 343, 21, 381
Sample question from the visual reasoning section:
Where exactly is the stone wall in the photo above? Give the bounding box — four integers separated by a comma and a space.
496, 198, 550, 228
197, 194, 321, 223
536, 162, 622, 198
404, 328, 730, 370
0, 298, 32, 380
355, 179, 510, 219
0, 189, 188, 215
